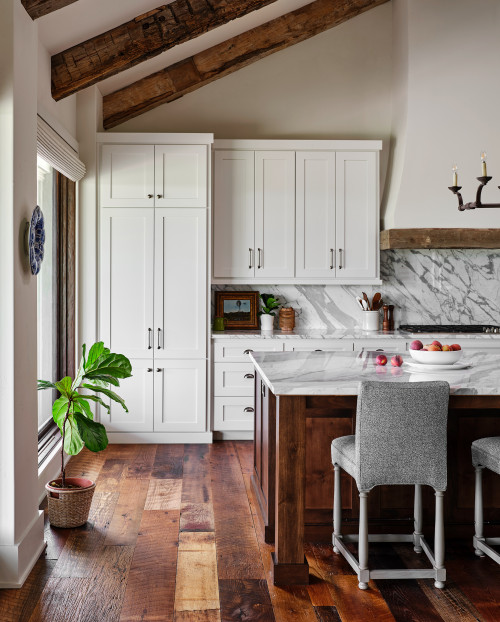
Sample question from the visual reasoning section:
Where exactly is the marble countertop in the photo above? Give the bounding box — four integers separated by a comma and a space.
250, 350, 500, 396
212, 328, 500, 340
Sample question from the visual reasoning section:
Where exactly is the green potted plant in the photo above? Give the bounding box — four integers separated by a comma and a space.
258, 293, 281, 331
38, 341, 132, 528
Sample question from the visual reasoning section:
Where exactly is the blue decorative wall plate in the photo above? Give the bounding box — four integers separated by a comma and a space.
28, 205, 45, 275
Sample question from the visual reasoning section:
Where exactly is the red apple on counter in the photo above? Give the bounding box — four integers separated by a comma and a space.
375, 354, 387, 366
442, 345, 451, 351
432, 340, 442, 348
450, 344, 462, 351
428, 344, 441, 351
410, 340, 423, 350
391, 355, 403, 367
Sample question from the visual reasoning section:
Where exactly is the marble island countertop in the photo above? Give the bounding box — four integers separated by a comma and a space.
212, 328, 500, 340
250, 350, 500, 396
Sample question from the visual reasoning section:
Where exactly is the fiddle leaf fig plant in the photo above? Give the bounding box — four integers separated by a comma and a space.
38, 342, 132, 487
258, 293, 281, 316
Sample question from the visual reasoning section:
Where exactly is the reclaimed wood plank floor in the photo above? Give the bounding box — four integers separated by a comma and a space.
1, 441, 499, 622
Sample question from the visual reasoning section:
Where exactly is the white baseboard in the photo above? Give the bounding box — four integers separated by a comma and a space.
0, 510, 45, 588
107, 431, 214, 444
213, 431, 254, 441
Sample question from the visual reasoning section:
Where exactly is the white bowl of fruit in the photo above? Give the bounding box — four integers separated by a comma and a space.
409, 340, 462, 364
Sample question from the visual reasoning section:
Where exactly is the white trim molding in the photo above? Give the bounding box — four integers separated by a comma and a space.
0, 511, 45, 589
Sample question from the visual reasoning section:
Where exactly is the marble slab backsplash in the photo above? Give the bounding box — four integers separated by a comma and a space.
212, 249, 500, 329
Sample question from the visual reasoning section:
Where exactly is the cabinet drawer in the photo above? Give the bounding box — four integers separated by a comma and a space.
284, 339, 354, 352
214, 397, 254, 431
214, 363, 255, 396
214, 340, 284, 362
355, 339, 407, 352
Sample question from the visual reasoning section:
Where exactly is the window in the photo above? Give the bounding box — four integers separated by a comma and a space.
37, 157, 57, 434
37, 160, 77, 465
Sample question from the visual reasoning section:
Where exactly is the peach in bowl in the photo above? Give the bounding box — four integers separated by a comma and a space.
409, 340, 462, 365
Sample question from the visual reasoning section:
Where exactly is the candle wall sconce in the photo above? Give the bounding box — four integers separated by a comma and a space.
450, 177, 500, 211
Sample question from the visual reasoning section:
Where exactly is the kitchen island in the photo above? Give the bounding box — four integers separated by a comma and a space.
250, 349, 500, 585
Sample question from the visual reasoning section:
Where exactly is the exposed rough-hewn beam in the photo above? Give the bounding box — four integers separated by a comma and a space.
22, 0, 79, 20
51, 0, 280, 101
103, 0, 389, 129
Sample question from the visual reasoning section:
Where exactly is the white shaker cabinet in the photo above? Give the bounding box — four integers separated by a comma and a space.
335, 151, 378, 279
154, 208, 207, 358
255, 151, 295, 278
98, 133, 212, 440
100, 208, 207, 433
213, 150, 295, 279
100, 144, 155, 208
101, 360, 155, 433
100, 208, 155, 360
295, 151, 336, 278
101, 142, 208, 208
212, 140, 381, 284
154, 144, 208, 208
154, 360, 206, 432
213, 150, 254, 278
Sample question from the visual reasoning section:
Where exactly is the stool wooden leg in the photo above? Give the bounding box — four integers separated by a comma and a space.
474, 466, 486, 557
434, 490, 445, 589
413, 484, 423, 553
358, 491, 369, 590
333, 465, 342, 554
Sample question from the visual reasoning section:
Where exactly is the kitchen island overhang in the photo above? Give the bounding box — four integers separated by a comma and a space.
249, 349, 500, 585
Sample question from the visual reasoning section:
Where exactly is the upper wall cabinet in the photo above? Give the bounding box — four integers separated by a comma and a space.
255, 151, 295, 278
213, 150, 295, 279
295, 151, 336, 278
213, 150, 255, 279
100, 143, 208, 208
212, 140, 382, 285
335, 151, 378, 279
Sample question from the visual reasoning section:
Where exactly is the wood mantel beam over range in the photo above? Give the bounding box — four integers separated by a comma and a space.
103, 0, 389, 130
22, 0, 79, 20
51, 0, 280, 100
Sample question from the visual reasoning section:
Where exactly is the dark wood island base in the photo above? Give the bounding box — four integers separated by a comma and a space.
251, 372, 500, 585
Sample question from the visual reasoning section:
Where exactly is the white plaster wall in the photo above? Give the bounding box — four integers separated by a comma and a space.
37, 39, 77, 138
0, 0, 45, 587
108, 4, 393, 193
384, 0, 500, 228
76, 88, 102, 353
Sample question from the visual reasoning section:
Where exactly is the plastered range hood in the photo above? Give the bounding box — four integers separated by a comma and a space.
380, 229, 500, 250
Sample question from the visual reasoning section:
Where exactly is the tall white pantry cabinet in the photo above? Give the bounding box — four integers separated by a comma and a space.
97, 134, 213, 442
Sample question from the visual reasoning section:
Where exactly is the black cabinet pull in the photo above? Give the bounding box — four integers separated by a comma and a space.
148, 328, 152, 349
243, 349, 254, 355
244, 373, 254, 379
244, 407, 254, 413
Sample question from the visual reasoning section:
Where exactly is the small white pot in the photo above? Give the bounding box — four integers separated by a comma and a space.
260, 314, 275, 331
362, 310, 380, 331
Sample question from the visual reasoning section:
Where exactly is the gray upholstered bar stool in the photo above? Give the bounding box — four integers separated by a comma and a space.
472, 437, 500, 563
331, 380, 450, 590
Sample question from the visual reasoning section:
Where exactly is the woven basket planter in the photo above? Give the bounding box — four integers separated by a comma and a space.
45, 477, 96, 528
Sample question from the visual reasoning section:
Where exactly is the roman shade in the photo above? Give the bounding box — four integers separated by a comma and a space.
36, 115, 85, 182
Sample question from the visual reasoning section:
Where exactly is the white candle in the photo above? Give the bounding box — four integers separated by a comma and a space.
452, 164, 458, 186
481, 152, 487, 177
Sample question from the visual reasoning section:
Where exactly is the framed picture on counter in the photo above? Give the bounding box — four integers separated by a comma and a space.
215, 291, 259, 330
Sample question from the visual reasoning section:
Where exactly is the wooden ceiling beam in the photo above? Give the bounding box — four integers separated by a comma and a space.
103, 0, 389, 130
22, 0, 79, 20
51, 0, 280, 101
